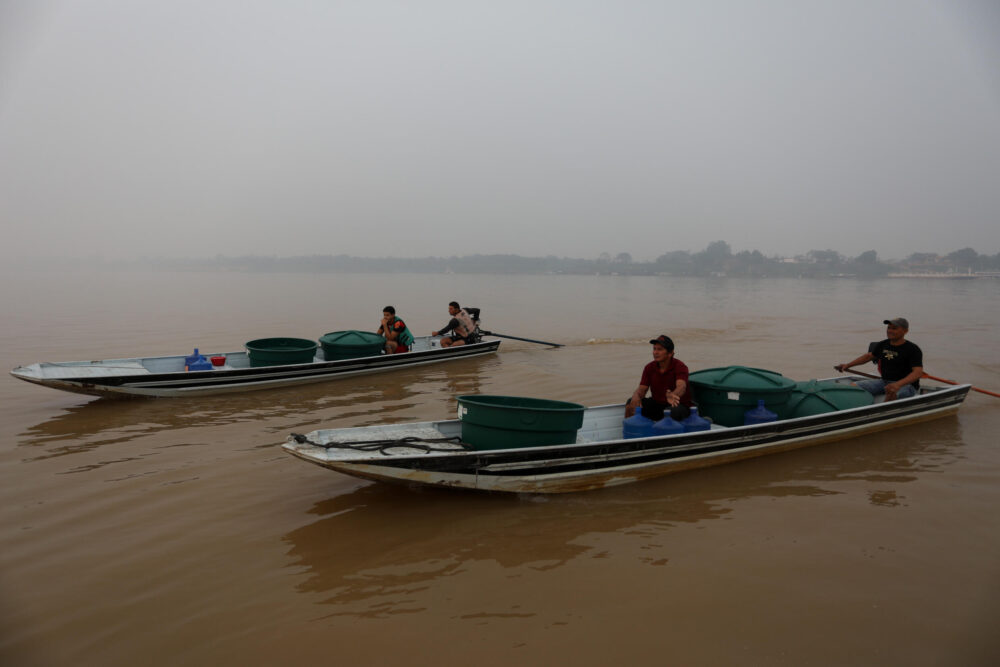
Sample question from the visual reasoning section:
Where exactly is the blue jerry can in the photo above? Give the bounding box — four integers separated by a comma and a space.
652, 415, 685, 436
744, 399, 778, 425
681, 407, 712, 432
623, 407, 655, 439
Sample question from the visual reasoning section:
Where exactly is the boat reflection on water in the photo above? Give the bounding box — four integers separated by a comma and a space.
15, 357, 495, 460
281, 417, 964, 616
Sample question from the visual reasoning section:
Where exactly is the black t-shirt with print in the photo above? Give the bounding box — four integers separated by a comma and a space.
872, 339, 923, 388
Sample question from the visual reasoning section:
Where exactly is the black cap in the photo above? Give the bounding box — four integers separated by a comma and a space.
649, 335, 674, 351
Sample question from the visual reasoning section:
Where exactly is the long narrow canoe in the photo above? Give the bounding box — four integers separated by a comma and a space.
283, 377, 970, 494
11, 335, 500, 398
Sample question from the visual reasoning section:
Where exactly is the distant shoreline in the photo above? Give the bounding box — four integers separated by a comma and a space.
10, 263, 1000, 280
7, 246, 999, 279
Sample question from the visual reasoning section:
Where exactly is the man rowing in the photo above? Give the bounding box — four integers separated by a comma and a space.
432, 301, 477, 348
835, 317, 923, 401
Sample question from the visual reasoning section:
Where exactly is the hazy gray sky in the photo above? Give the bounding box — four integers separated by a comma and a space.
2, 0, 999, 261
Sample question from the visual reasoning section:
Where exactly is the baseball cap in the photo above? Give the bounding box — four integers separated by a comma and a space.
883, 317, 909, 329
649, 334, 674, 351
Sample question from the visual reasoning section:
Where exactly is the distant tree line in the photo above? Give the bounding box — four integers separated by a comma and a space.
141, 243, 1000, 277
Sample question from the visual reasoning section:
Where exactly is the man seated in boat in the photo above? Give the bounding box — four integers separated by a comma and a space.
834, 317, 923, 400
432, 301, 477, 347
625, 334, 694, 421
376, 306, 414, 354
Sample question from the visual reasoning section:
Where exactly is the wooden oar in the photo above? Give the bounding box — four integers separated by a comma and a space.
836, 367, 1000, 398
921, 373, 1000, 398
481, 331, 564, 348
838, 368, 880, 380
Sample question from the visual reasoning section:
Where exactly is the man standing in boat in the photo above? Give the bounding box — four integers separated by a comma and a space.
626, 334, 694, 421
377, 306, 414, 354
432, 302, 476, 347
834, 317, 923, 400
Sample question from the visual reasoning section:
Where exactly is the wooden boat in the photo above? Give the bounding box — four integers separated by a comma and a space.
10, 335, 500, 398
282, 376, 970, 494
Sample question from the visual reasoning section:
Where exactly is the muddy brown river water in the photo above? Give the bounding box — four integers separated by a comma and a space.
2, 269, 998, 665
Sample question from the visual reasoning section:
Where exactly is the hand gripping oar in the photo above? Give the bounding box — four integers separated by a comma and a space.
835, 367, 999, 399
480, 331, 564, 347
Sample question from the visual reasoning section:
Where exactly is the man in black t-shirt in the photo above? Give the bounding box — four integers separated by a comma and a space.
835, 318, 924, 400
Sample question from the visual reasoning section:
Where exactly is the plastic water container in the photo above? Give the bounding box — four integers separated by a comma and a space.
623, 407, 655, 439
681, 407, 712, 433
184, 348, 203, 367
185, 348, 212, 371
188, 357, 212, 371
744, 399, 778, 425
456, 395, 585, 450
652, 415, 685, 437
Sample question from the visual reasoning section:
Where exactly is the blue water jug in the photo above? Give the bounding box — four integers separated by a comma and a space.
623, 407, 655, 439
681, 407, 712, 433
184, 348, 202, 367
188, 357, 212, 371
744, 399, 778, 425
652, 414, 685, 437
185, 348, 212, 371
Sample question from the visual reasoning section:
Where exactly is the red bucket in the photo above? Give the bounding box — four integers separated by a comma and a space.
211, 356, 226, 367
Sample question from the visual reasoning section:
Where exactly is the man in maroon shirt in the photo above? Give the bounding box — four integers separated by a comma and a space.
625, 334, 694, 421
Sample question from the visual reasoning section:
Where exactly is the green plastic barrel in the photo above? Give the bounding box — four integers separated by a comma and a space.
319, 330, 386, 360
245, 338, 318, 367
457, 395, 586, 450
689, 366, 797, 426
785, 380, 874, 418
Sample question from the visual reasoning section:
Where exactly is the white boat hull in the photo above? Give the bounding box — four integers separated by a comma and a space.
283, 380, 970, 494
11, 336, 500, 398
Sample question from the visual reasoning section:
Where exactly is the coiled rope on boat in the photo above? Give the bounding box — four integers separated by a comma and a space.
289, 433, 470, 455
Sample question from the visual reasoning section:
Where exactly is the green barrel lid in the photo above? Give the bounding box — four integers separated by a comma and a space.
688, 366, 797, 392
245, 337, 318, 352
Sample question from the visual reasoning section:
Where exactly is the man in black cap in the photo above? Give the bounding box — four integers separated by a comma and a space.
835, 318, 924, 400
626, 334, 694, 421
